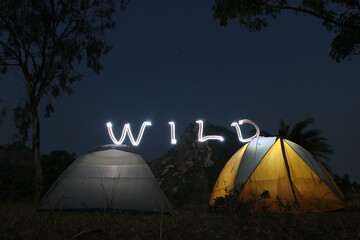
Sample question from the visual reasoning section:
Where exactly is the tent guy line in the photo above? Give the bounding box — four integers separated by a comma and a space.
106, 119, 260, 146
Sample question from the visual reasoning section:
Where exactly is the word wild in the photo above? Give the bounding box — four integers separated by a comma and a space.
106, 119, 260, 146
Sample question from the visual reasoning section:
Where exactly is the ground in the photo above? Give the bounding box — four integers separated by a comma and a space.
0, 202, 359, 240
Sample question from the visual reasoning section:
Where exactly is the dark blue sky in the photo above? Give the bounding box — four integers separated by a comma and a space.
0, 0, 359, 182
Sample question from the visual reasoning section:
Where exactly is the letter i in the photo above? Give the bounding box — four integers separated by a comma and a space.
168, 121, 177, 144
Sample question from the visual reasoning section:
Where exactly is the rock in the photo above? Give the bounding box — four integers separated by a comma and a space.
149, 121, 243, 207
161, 168, 169, 175
172, 186, 178, 193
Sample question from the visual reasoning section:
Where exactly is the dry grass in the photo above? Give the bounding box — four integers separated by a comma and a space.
0, 202, 359, 240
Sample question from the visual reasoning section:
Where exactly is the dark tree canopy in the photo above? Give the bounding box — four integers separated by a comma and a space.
0, 0, 121, 201
213, 0, 360, 62
0, 0, 116, 119
277, 118, 333, 160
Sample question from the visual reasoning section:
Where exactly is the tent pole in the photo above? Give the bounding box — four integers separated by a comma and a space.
280, 138, 302, 213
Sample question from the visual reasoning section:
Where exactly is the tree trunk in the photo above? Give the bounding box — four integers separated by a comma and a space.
32, 108, 43, 203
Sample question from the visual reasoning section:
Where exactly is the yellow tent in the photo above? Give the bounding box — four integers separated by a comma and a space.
210, 137, 346, 213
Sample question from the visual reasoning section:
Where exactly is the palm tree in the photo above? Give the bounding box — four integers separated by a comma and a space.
277, 118, 333, 161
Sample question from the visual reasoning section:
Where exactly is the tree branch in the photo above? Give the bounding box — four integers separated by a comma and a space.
264, 3, 360, 30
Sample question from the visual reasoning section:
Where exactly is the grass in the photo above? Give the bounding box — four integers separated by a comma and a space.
0, 202, 359, 240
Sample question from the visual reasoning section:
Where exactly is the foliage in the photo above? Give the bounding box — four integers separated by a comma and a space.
210, 189, 300, 214
0, 0, 121, 201
277, 118, 333, 160
275, 196, 297, 213
0, 144, 33, 201
213, 0, 360, 62
0, 147, 76, 202
0, 0, 116, 133
333, 174, 360, 198
209, 190, 254, 215
12, 104, 31, 145
41, 150, 76, 194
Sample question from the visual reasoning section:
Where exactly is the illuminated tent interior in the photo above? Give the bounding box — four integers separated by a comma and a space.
39, 145, 172, 214
210, 137, 346, 213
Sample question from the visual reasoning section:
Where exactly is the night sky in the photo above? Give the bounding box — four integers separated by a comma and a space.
0, 0, 359, 182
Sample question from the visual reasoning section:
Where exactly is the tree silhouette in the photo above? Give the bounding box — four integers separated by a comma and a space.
277, 118, 333, 160
0, 0, 123, 202
0, 99, 5, 126
213, 0, 360, 62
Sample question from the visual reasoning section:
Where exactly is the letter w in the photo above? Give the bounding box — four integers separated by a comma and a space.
106, 121, 152, 146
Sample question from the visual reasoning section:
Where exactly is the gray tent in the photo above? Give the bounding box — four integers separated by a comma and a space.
39, 145, 171, 214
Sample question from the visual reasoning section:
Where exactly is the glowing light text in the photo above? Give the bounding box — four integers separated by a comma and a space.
106, 119, 260, 146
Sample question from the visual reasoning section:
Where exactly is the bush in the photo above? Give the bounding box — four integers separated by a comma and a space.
209, 190, 254, 216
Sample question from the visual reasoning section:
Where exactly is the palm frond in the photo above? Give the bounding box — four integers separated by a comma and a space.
277, 118, 333, 161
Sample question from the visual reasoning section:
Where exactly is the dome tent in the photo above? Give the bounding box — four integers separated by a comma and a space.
39, 145, 171, 214
210, 137, 345, 213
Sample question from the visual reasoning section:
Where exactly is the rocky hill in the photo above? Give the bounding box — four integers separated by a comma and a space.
150, 120, 244, 208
